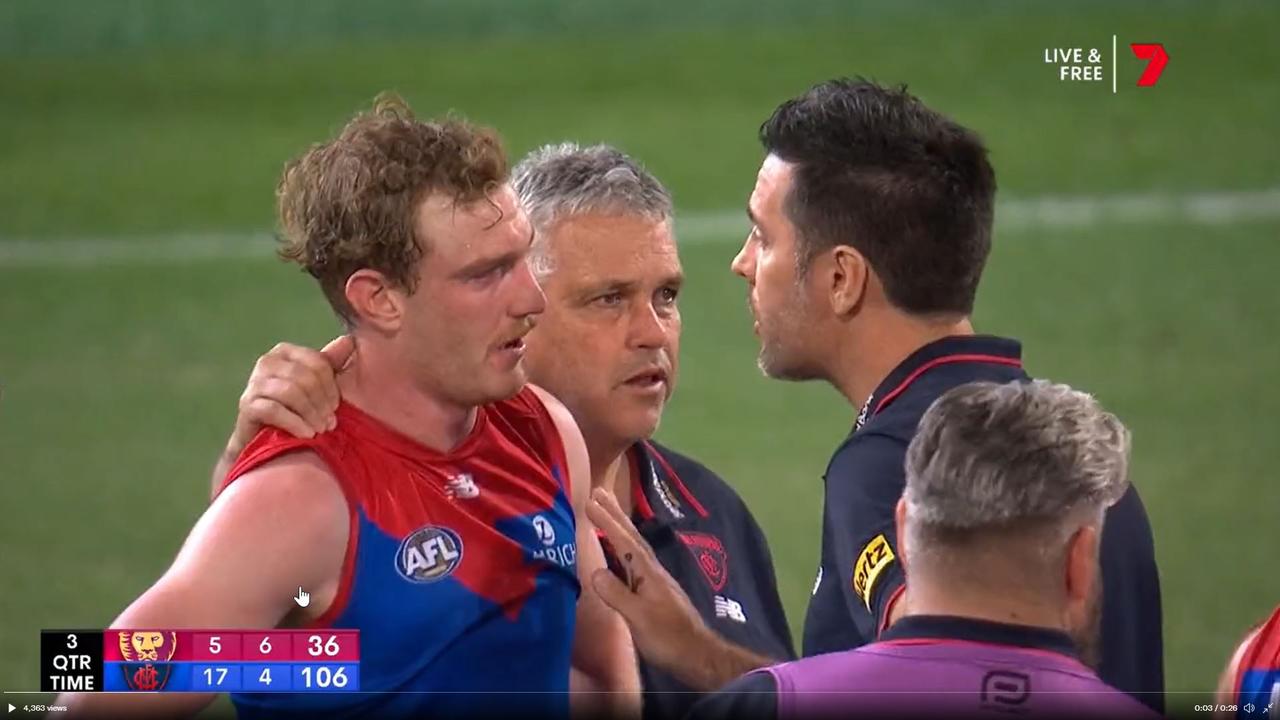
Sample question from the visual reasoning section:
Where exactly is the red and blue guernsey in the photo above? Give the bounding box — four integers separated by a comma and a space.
219, 387, 580, 719
1231, 605, 1280, 718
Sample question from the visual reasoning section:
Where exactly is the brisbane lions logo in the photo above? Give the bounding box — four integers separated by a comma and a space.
396, 525, 464, 583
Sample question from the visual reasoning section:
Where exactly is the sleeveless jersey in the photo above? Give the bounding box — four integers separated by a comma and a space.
1233, 605, 1280, 717
220, 387, 579, 719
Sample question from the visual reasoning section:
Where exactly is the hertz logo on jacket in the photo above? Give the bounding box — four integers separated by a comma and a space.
851, 534, 895, 610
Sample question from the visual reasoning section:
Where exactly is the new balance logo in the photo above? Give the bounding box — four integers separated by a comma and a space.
446, 473, 479, 499
714, 595, 747, 623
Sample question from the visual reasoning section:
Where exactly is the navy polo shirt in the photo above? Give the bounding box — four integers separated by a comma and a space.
627, 440, 796, 720
800, 335, 1164, 712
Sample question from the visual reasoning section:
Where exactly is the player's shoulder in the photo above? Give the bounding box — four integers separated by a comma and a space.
224, 425, 345, 493
487, 385, 579, 444
212, 448, 349, 550
491, 384, 567, 418
226, 445, 341, 502
478, 385, 567, 448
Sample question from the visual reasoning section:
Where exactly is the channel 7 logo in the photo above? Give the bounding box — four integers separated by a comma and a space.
1130, 43, 1169, 86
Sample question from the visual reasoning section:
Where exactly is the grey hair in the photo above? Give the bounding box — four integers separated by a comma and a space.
904, 379, 1131, 536
511, 143, 673, 277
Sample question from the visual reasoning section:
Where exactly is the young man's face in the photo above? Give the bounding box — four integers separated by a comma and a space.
733, 154, 825, 381
523, 212, 682, 454
401, 184, 546, 406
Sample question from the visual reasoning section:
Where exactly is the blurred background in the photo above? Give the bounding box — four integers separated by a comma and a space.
2, 0, 1277, 715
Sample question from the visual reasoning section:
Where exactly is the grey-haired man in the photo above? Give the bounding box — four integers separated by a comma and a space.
689, 380, 1159, 719
212, 143, 796, 720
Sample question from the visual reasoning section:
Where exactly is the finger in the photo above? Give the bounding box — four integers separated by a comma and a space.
277, 364, 339, 430
585, 493, 640, 555
250, 377, 329, 435
284, 343, 345, 417
258, 345, 336, 417
586, 500, 659, 578
320, 335, 356, 373
590, 487, 654, 558
243, 397, 317, 439
591, 568, 638, 616
263, 343, 337, 393
255, 356, 336, 429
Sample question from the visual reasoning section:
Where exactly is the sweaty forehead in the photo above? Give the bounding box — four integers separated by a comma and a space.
418, 185, 528, 254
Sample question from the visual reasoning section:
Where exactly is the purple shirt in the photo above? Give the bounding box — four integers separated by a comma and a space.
689, 616, 1160, 719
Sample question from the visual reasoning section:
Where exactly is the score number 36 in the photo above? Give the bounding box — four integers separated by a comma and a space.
203, 634, 341, 656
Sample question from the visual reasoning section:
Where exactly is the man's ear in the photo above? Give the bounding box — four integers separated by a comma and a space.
828, 245, 869, 316
345, 269, 404, 332
895, 497, 909, 569
1064, 524, 1100, 605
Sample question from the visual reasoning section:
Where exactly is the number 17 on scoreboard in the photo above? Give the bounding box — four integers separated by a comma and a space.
43, 629, 360, 693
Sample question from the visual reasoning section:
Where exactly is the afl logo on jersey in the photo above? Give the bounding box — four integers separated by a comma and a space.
396, 525, 463, 583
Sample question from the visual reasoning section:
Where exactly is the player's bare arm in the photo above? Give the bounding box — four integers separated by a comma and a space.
529, 385, 642, 711
64, 453, 349, 718
210, 337, 353, 497
586, 486, 775, 691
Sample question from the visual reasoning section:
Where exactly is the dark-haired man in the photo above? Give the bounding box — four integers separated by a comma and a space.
586, 78, 1165, 713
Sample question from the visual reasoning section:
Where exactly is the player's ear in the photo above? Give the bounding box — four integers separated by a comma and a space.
345, 269, 405, 332
827, 244, 868, 317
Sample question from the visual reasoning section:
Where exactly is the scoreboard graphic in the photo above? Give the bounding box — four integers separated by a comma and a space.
41, 629, 360, 693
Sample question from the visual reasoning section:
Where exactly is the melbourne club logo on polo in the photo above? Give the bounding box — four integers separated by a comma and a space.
396, 525, 464, 583
677, 532, 728, 592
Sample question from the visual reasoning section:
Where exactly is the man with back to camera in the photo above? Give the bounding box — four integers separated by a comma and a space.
211, 142, 796, 719
680, 380, 1158, 718
583, 77, 1165, 712
58, 97, 639, 719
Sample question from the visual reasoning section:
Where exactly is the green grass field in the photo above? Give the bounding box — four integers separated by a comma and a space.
2, 1, 1278, 716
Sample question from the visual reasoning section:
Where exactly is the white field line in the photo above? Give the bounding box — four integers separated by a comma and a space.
2, 187, 1278, 268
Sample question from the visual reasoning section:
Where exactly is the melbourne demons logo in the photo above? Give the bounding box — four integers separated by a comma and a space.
116, 631, 177, 691
396, 525, 464, 583
677, 532, 728, 592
